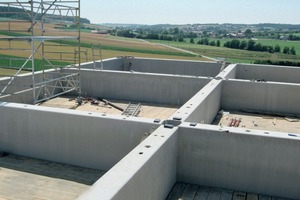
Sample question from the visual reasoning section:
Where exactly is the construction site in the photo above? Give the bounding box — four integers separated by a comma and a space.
1, 1, 300, 200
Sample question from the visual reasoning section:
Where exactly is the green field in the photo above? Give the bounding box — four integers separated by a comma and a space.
147, 38, 300, 63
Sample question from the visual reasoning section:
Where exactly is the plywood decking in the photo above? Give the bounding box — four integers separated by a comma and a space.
0, 153, 106, 200
39, 96, 179, 120
167, 182, 292, 200
213, 110, 300, 134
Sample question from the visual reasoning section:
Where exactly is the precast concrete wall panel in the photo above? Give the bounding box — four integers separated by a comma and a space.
0, 103, 158, 170
79, 126, 178, 200
128, 58, 221, 77
77, 69, 210, 105
79, 58, 123, 70
222, 80, 300, 114
236, 64, 300, 84
184, 80, 222, 124
177, 125, 300, 199
0, 70, 63, 104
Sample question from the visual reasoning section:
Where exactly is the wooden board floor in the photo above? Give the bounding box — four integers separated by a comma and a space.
0, 153, 106, 200
39, 96, 179, 120
213, 110, 300, 134
167, 182, 294, 200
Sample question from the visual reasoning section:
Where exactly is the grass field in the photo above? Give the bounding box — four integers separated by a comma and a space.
147, 38, 300, 63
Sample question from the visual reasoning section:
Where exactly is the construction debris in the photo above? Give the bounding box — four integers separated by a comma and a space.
98, 98, 124, 111
285, 117, 299, 122
227, 118, 242, 127
122, 103, 141, 116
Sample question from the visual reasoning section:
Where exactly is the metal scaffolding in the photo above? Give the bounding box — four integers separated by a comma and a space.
0, 0, 81, 104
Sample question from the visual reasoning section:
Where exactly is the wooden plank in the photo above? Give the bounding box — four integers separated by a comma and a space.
233, 192, 247, 200
220, 189, 233, 200
194, 186, 210, 200
167, 182, 187, 200
207, 188, 222, 200
271, 197, 285, 200
258, 195, 272, 200
181, 184, 199, 200
246, 193, 259, 200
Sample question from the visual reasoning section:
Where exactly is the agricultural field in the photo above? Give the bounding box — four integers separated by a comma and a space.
147, 38, 300, 63
0, 21, 208, 76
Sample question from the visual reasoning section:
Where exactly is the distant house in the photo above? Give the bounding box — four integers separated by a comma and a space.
91, 30, 108, 34
279, 35, 289, 40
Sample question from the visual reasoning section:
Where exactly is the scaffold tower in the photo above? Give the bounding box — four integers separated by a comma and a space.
0, 0, 81, 104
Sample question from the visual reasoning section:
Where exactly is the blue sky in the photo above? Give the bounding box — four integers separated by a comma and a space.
81, 0, 300, 25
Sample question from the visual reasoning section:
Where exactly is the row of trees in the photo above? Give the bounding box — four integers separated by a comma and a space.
195, 38, 221, 47
288, 34, 300, 41
223, 39, 296, 55
283, 46, 296, 55
0, 6, 90, 23
115, 29, 187, 42
254, 60, 300, 67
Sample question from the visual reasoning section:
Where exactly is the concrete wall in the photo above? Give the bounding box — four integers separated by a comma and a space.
222, 80, 300, 114
217, 64, 237, 79
0, 103, 159, 170
0, 69, 63, 104
71, 69, 210, 105
177, 124, 300, 199
79, 57, 123, 70
176, 79, 222, 124
236, 64, 300, 84
127, 57, 221, 77
79, 126, 178, 200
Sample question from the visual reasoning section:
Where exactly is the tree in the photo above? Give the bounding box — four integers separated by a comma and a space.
291, 46, 296, 55
254, 43, 262, 51
239, 41, 247, 49
274, 44, 281, 53
267, 46, 274, 53
178, 36, 184, 42
247, 40, 256, 50
283, 46, 290, 54
173, 27, 179, 35
210, 41, 216, 46
203, 38, 209, 45
216, 40, 221, 47
245, 29, 253, 38
190, 38, 195, 44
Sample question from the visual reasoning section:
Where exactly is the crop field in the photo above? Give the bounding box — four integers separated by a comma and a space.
0, 21, 208, 76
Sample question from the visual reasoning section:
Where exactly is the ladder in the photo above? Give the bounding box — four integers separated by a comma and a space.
92, 44, 103, 70
122, 103, 141, 116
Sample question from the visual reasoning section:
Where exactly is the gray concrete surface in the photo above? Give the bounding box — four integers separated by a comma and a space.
69, 69, 210, 105
183, 79, 222, 124
0, 69, 63, 104
222, 80, 300, 114
127, 57, 221, 77
78, 57, 124, 70
236, 64, 300, 84
1, 58, 300, 200
177, 124, 300, 199
0, 102, 159, 170
78, 126, 178, 200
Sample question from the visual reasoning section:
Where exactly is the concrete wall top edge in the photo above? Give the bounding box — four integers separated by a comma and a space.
1, 102, 157, 125
179, 122, 300, 141
78, 68, 213, 80
224, 78, 300, 86
131, 56, 218, 64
